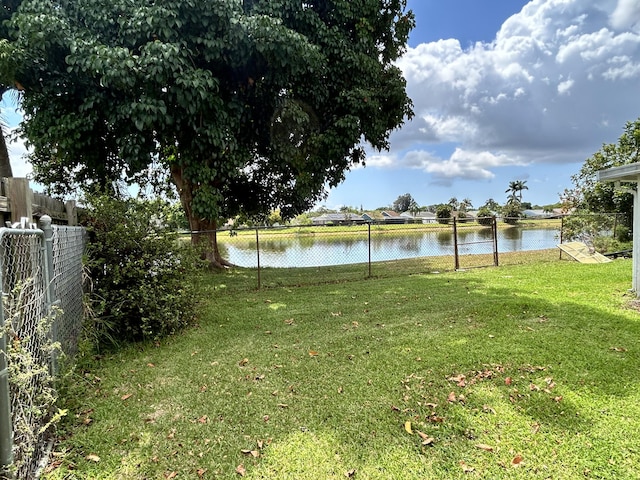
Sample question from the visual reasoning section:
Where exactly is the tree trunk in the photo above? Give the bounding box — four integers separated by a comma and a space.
0, 125, 13, 179
170, 165, 233, 269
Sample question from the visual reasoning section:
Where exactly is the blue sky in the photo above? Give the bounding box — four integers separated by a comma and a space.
3, 0, 640, 211
322, 0, 640, 210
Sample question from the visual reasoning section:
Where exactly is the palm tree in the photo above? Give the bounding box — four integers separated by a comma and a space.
459, 198, 473, 213
505, 180, 528, 202
482, 198, 500, 211
448, 197, 459, 210
408, 199, 420, 217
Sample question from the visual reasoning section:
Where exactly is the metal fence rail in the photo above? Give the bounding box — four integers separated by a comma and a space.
0, 216, 85, 479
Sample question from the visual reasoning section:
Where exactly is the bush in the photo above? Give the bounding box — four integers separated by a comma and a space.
615, 225, 632, 242
83, 195, 202, 345
436, 204, 452, 224
502, 203, 522, 225
476, 207, 495, 227
457, 211, 472, 223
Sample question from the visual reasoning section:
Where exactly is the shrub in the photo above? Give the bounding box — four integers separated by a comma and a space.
476, 207, 495, 227
457, 211, 472, 223
615, 225, 632, 242
83, 195, 202, 345
436, 204, 452, 224
502, 203, 522, 225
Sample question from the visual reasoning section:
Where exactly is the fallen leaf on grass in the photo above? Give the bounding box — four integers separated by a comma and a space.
85, 454, 100, 462
236, 464, 246, 476
610, 346, 627, 352
404, 421, 413, 434
428, 414, 444, 423
147, 363, 155, 367
121, 394, 132, 401
553, 396, 563, 402
504, 377, 512, 386
475, 444, 494, 452
284, 318, 295, 325
448, 374, 466, 387
197, 468, 207, 477
447, 391, 457, 403
511, 454, 524, 466
238, 358, 249, 366
165, 472, 177, 479
241, 449, 260, 458
416, 431, 434, 445
277, 403, 288, 408
460, 461, 474, 473
308, 351, 319, 357
198, 415, 209, 424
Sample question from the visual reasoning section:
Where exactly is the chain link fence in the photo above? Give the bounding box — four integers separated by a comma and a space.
0, 216, 86, 479
214, 217, 567, 289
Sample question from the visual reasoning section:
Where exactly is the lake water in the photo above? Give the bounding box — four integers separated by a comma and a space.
219, 227, 561, 268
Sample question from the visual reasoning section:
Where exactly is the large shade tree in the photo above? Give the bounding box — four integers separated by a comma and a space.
1, 0, 414, 267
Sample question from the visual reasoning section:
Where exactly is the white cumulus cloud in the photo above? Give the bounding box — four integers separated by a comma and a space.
384, 0, 640, 181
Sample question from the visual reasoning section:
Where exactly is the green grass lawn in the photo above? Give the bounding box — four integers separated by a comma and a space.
46, 258, 640, 479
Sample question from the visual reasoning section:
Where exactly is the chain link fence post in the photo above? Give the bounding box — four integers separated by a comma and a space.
453, 217, 460, 270
367, 222, 372, 278
256, 228, 261, 290
559, 216, 564, 260
39, 216, 58, 375
493, 217, 499, 267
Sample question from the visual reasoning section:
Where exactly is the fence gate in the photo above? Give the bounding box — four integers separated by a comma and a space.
453, 216, 499, 270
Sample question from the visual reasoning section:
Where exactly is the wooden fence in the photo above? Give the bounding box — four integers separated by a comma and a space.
0, 178, 77, 226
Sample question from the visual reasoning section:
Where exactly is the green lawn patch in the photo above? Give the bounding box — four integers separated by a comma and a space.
46, 259, 640, 479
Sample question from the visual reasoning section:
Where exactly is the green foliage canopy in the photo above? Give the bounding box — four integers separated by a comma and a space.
570, 118, 640, 220
392, 192, 415, 213
1, 0, 414, 230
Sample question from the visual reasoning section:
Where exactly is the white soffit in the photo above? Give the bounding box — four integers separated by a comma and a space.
596, 163, 640, 183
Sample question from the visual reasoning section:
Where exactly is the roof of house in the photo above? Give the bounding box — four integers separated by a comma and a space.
312, 213, 364, 222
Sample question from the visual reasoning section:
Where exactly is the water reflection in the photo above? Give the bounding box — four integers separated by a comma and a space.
221, 227, 560, 268
502, 227, 522, 240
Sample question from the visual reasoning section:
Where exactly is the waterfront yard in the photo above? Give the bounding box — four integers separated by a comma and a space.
47, 258, 640, 479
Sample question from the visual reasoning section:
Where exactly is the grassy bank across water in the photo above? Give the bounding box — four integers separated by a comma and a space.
216, 218, 563, 240
47, 258, 639, 479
